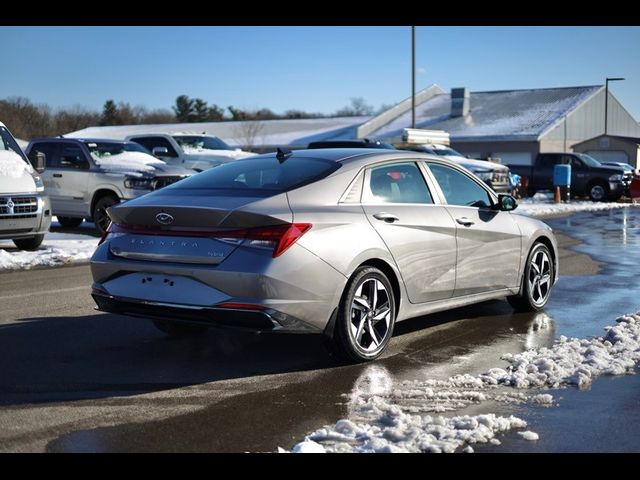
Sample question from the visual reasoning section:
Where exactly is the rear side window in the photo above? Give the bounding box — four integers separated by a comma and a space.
364, 162, 433, 204
166, 156, 340, 196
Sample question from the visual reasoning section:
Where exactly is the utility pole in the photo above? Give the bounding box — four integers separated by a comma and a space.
411, 26, 416, 128
605, 77, 624, 135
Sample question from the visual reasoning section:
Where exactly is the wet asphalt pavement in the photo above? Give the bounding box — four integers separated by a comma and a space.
0, 207, 639, 452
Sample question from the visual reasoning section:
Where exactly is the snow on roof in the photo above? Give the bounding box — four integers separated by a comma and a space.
371, 85, 603, 142
65, 116, 368, 148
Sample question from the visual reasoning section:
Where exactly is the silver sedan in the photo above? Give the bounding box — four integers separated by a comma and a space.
90, 148, 558, 362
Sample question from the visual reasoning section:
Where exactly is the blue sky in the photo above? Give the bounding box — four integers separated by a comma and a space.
2, 26, 639, 119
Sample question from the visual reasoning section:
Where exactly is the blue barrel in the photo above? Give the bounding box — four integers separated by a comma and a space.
553, 164, 571, 186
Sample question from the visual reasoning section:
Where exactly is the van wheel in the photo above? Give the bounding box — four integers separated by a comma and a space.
13, 234, 44, 251
92, 194, 119, 234
333, 267, 396, 363
508, 243, 554, 312
57, 216, 84, 228
152, 319, 207, 337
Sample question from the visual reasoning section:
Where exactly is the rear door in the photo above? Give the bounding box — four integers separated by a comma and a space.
50, 142, 90, 216
360, 161, 457, 303
425, 162, 521, 297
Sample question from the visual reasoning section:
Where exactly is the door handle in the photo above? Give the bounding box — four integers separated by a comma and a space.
456, 217, 474, 227
53, 173, 63, 178
373, 212, 400, 223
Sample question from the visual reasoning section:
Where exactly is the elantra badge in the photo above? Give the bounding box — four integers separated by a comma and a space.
156, 212, 174, 225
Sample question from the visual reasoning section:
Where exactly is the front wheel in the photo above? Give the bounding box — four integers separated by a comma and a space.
588, 182, 608, 202
57, 216, 84, 228
13, 234, 44, 251
333, 267, 396, 363
508, 243, 554, 312
92, 194, 119, 234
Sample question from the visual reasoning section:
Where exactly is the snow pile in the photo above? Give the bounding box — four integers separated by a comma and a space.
301, 398, 528, 453
517, 200, 635, 218
0, 150, 29, 178
0, 232, 98, 271
92, 151, 164, 175
472, 312, 640, 389
289, 312, 640, 453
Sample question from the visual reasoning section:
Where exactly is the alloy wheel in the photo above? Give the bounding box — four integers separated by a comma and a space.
527, 249, 552, 307
349, 278, 392, 352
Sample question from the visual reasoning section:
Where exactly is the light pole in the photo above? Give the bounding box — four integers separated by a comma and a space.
605, 77, 624, 135
411, 26, 416, 128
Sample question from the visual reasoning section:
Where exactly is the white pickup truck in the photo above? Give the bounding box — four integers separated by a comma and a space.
125, 133, 255, 172
0, 121, 51, 250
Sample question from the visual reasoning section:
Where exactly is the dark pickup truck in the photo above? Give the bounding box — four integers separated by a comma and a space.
508, 152, 633, 201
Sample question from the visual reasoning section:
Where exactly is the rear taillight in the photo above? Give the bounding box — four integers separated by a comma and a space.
215, 223, 312, 257
100, 222, 312, 258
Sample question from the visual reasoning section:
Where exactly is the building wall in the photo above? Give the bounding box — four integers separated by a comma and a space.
572, 136, 639, 168
542, 89, 640, 152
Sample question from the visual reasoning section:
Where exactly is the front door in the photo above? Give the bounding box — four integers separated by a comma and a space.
361, 161, 458, 303
425, 162, 521, 297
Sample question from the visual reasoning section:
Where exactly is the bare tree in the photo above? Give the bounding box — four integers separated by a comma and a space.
233, 118, 265, 152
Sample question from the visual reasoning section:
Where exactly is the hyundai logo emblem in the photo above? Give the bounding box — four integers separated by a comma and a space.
156, 212, 174, 225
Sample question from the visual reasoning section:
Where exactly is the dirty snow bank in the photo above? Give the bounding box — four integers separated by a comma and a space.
288, 312, 640, 453
516, 192, 638, 217
0, 150, 29, 178
0, 231, 98, 271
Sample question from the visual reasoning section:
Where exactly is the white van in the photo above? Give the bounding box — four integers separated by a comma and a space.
0, 121, 51, 250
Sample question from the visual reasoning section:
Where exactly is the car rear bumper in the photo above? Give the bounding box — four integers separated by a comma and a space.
91, 290, 315, 332
90, 239, 347, 332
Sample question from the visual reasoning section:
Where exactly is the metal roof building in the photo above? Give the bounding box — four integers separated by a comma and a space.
67, 83, 640, 168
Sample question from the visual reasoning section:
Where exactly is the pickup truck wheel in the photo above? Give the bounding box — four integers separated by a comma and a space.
588, 182, 608, 202
57, 216, 84, 228
93, 194, 119, 234
13, 234, 44, 251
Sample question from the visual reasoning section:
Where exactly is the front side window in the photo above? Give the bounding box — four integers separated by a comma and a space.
427, 163, 493, 208
0, 126, 28, 162
364, 162, 433, 204
59, 144, 89, 169
130, 137, 178, 157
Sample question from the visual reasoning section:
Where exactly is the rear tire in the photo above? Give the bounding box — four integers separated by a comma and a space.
13, 234, 44, 251
151, 319, 207, 337
333, 266, 396, 363
508, 243, 554, 312
92, 194, 119, 234
57, 216, 84, 228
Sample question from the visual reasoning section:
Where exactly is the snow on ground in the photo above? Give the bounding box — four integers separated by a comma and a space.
288, 311, 640, 453
0, 220, 98, 271
517, 192, 639, 217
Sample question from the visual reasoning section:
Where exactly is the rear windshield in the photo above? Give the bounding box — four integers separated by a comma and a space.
166, 156, 340, 196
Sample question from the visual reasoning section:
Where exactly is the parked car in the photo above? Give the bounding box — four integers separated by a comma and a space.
126, 133, 255, 172
507, 152, 633, 201
0, 121, 51, 250
25, 138, 193, 233
399, 144, 513, 194
307, 139, 396, 150
90, 148, 558, 362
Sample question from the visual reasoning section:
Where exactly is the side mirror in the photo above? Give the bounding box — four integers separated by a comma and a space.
152, 146, 169, 156
495, 193, 518, 211
29, 150, 46, 173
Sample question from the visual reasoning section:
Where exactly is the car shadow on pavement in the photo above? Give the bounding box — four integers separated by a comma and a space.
0, 312, 340, 405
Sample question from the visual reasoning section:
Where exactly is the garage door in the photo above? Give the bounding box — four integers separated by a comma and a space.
493, 152, 532, 166
584, 150, 628, 163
